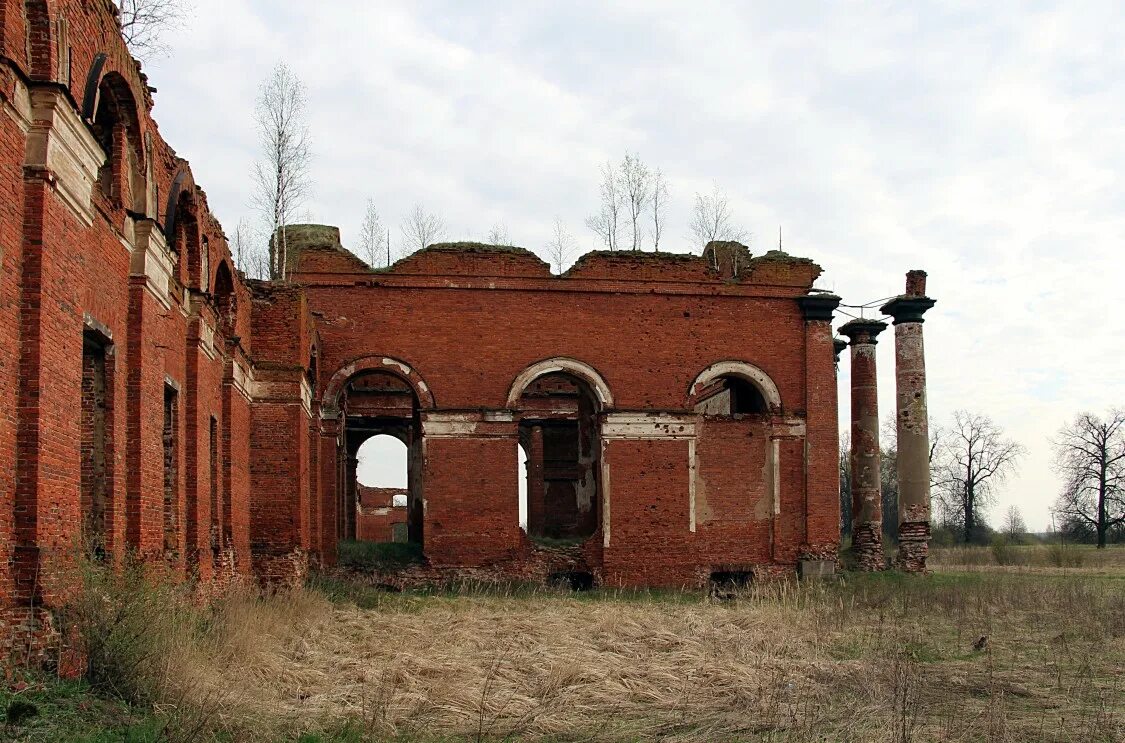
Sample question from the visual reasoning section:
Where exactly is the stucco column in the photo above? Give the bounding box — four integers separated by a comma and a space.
881, 271, 936, 572
839, 319, 887, 571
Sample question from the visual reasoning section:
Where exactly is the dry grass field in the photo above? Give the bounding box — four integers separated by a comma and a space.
3, 547, 1123, 742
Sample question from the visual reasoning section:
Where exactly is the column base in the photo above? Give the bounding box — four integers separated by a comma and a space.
896, 521, 930, 573
852, 521, 885, 571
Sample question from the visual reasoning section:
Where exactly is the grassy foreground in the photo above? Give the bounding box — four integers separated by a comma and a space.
3, 550, 1123, 742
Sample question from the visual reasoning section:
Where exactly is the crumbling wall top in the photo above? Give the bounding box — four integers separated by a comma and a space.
384, 242, 553, 278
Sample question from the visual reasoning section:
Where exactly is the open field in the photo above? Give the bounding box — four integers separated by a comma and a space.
3, 551, 1123, 742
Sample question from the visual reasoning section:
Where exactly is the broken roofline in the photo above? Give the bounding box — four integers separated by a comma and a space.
280, 225, 824, 288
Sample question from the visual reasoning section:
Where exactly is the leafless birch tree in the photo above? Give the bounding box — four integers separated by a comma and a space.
619, 153, 651, 251
586, 161, 622, 251
116, 0, 190, 59
486, 223, 511, 246
401, 204, 446, 254
1052, 410, 1125, 548
358, 199, 387, 268
933, 411, 1024, 543
546, 217, 576, 274
232, 219, 268, 281
251, 63, 312, 281
689, 183, 747, 248
651, 168, 669, 251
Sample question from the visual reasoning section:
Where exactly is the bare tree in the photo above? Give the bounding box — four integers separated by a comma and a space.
250, 63, 312, 281
358, 198, 386, 268
232, 219, 268, 281
486, 222, 511, 246
116, 0, 190, 59
1052, 410, 1125, 548
933, 411, 1024, 543
401, 204, 446, 254
651, 168, 669, 251
618, 153, 651, 251
586, 161, 622, 251
546, 217, 576, 274
1002, 505, 1027, 539
689, 183, 747, 248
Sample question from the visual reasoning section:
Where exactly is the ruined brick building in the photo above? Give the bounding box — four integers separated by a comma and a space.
0, 0, 936, 646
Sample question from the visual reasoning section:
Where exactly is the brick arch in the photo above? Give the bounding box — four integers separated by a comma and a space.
687, 360, 782, 412
505, 357, 614, 410
164, 167, 196, 237
212, 259, 236, 333
321, 356, 435, 416
87, 70, 145, 208
24, 0, 55, 80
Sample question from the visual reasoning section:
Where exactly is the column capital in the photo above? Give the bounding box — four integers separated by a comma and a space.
839, 318, 887, 344
880, 295, 936, 325
797, 293, 841, 322
833, 338, 848, 362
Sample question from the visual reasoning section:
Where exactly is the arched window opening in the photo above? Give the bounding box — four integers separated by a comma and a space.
90, 74, 143, 209
516, 371, 601, 543
213, 261, 236, 335
355, 434, 410, 545
693, 375, 768, 416
338, 370, 424, 567
173, 190, 199, 286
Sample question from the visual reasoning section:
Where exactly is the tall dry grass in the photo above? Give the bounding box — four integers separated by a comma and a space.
59, 557, 330, 740
57, 559, 1125, 742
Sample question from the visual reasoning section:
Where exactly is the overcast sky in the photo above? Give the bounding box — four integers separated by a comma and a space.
146, 1, 1124, 531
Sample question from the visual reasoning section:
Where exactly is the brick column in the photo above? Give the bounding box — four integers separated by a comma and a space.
345, 454, 358, 541
797, 294, 842, 567
527, 425, 545, 536
839, 319, 887, 571
881, 271, 936, 572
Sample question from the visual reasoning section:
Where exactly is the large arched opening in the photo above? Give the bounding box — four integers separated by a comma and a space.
511, 360, 610, 544
336, 367, 425, 566
90, 72, 144, 210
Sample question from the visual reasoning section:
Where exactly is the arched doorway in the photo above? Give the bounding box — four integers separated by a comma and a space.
355, 434, 409, 544
337, 369, 425, 565
514, 368, 605, 543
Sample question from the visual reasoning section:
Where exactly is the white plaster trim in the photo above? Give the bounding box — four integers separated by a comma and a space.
772, 438, 781, 516
601, 412, 696, 440
601, 438, 611, 548
421, 412, 515, 439
25, 88, 103, 227
231, 361, 254, 402
689, 360, 783, 410
299, 375, 313, 417
2, 78, 32, 133
131, 220, 175, 310
506, 357, 614, 409
688, 438, 697, 533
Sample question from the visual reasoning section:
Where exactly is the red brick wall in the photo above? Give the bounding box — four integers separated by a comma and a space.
0, 0, 259, 626
293, 243, 837, 587
355, 486, 407, 542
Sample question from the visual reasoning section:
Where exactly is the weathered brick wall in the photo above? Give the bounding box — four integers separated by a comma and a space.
294, 241, 841, 587
0, 0, 257, 639
355, 486, 407, 542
